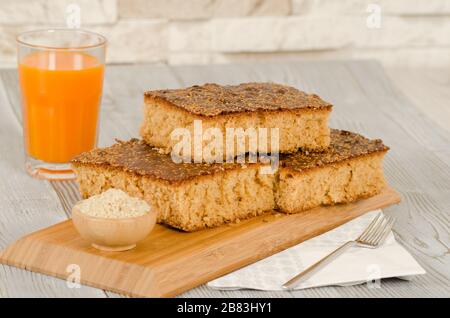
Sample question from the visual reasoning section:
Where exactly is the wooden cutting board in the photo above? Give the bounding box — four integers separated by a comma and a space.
0, 187, 400, 297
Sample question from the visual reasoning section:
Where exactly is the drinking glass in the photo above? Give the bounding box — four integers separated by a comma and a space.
17, 29, 106, 180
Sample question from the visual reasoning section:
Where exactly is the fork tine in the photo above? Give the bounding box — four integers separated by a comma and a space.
379, 217, 395, 244
368, 216, 392, 245
358, 213, 382, 241
370, 217, 395, 246
360, 213, 384, 241
358, 214, 380, 242
363, 215, 387, 244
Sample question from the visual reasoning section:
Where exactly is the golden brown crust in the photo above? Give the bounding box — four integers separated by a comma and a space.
280, 130, 389, 172
72, 129, 388, 184
144, 82, 332, 117
71, 139, 245, 184
145, 95, 331, 121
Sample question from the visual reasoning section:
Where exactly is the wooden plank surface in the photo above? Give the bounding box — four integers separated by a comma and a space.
385, 67, 450, 135
0, 188, 401, 298
0, 60, 449, 297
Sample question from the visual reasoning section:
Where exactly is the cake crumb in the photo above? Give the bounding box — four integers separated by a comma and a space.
75, 189, 150, 219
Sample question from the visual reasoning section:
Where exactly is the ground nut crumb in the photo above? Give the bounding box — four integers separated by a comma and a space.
75, 189, 150, 218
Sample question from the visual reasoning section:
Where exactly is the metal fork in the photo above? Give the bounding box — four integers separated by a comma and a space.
282, 213, 395, 289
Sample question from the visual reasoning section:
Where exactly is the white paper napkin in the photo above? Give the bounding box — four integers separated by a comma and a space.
207, 210, 425, 291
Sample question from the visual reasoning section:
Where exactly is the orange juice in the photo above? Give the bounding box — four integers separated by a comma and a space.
19, 51, 104, 163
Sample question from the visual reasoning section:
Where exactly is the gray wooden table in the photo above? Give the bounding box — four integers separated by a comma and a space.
0, 60, 449, 298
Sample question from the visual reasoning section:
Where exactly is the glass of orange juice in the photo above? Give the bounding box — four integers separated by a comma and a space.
17, 29, 106, 180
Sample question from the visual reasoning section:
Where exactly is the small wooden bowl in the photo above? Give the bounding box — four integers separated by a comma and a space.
72, 206, 156, 252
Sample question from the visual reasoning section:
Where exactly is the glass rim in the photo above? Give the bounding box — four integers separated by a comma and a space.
16, 28, 107, 50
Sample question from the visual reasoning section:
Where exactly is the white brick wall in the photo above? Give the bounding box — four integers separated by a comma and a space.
210, 17, 353, 52
1, 0, 449, 68
0, 0, 117, 25
118, 0, 290, 19
93, 20, 167, 63
292, 0, 450, 15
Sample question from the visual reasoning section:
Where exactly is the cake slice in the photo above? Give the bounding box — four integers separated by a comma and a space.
140, 83, 332, 159
277, 130, 389, 213
72, 130, 389, 232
